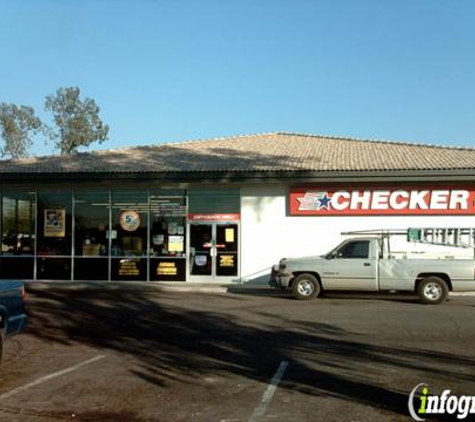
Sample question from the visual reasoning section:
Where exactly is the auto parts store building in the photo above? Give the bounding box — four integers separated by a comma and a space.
0, 131, 474, 284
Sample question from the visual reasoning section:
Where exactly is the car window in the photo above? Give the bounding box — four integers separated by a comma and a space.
336, 241, 369, 259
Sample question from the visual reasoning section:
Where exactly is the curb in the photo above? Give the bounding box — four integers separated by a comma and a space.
25, 281, 272, 294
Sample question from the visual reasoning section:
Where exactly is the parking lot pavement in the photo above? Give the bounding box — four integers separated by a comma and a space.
0, 289, 474, 422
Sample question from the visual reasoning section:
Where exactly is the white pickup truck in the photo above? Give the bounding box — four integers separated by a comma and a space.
270, 231, 475, 304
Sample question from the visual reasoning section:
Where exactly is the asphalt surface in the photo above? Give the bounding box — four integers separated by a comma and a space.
0, 289, 474, 421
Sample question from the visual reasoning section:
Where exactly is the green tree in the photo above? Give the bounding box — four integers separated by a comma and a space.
45, 87, 109, 155
0, 103, 45, 159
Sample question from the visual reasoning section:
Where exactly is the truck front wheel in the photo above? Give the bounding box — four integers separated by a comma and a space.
292, 274, 321, 300
418, 276, 449, 305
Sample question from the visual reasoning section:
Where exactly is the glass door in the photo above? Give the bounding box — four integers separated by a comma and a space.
215, 224, 238, 277
188, 223, 239, 281
190, 224, 213, 278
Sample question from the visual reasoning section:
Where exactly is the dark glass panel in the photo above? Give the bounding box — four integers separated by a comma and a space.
74, 258, 108, 280
216, 224, 238, 252
216, 253, 238, 276
0, 257, 34, 279
189, 224, 212, 276
2, 190, 35, 256
216, 224, 238, 276
37, 257, 71, 280
188, 188, 240, 214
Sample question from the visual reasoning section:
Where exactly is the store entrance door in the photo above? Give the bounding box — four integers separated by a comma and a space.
188, 222, 239, 282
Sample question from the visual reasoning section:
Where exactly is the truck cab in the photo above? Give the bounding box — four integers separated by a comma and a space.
320, 237, 379, 291
272, 238, 380, 294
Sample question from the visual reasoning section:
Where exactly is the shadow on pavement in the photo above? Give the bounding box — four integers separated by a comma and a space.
25, 289, 475, 420
228, 287, 424, 304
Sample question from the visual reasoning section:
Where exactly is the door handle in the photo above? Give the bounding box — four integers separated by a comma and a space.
363, 263, 371, 267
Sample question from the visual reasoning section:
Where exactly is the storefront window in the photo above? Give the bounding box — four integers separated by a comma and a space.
1, 190, 35, 255
111, 190, 148, 280
36, 190, 72, 280
150, 189, 187, 281
73, 190, 110, 281
0, 186, 236, 282
0, 189, 36, 279
37, 190, 72, 256
74, 190, 110, 257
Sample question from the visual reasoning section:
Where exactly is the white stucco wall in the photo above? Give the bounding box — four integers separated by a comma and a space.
240, 184, 475, 283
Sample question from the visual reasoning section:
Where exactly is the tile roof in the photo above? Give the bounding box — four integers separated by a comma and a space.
0, 132, 474, 175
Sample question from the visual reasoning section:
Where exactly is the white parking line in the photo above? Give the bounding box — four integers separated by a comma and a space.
0, 354, 107, 400
248, 360, 289, 422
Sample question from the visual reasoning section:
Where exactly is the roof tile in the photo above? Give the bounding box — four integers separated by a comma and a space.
0, 132, 474, 174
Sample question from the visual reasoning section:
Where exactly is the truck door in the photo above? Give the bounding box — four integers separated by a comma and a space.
322, 240, 378, 290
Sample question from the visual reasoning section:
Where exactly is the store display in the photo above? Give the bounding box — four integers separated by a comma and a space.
44, 209, 66, 238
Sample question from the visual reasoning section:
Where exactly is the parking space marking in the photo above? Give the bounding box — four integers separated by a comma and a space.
0, 354, 107, 401
248, 360, 289, 422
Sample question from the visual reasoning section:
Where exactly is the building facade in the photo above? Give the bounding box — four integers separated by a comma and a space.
0, 132, 474, 283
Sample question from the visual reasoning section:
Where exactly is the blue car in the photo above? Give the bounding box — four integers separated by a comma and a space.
0, 281, 28, 368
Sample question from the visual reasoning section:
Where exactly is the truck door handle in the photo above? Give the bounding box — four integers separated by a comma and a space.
363, 263, 371, 267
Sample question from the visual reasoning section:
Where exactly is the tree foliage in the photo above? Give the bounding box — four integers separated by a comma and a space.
0, 103, 45, 159
45, 87, 109, 155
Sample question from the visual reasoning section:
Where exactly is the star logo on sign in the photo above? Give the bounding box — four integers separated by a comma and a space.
296, 191, 332, 211
317, 193, 332, 209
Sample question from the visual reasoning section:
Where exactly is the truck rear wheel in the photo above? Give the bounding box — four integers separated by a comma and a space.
292, 274, 320, 300
418, 276, 449, 304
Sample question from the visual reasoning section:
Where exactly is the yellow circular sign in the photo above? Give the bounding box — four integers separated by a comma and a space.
119, 210, 141, 232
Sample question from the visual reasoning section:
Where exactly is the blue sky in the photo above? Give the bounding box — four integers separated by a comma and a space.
1, 0, 475, 155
